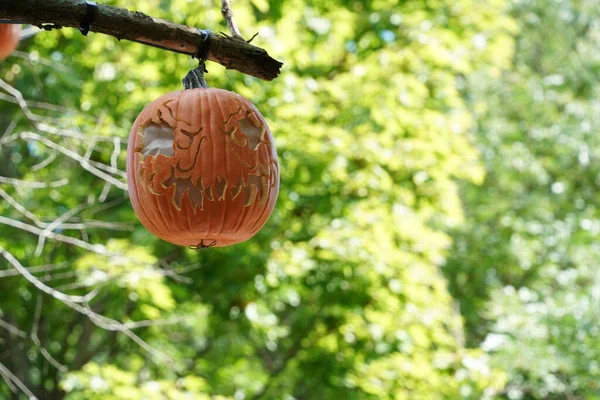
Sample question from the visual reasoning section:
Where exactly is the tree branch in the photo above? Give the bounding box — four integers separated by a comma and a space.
0, 0, 283, 81
0, 246, 173, 364
0, 319, 26, 339
0, 362, 38, 400
30, 296, 68, 373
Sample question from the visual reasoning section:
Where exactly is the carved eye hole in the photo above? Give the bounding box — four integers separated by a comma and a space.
142, 123, 175, 157
238, 117, 262, 150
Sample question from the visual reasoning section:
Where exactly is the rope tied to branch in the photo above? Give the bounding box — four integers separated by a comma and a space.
194, 29, 212, 61
78, 0, 97, 36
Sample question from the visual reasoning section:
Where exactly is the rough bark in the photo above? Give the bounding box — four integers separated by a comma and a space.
0, 0, 283, 81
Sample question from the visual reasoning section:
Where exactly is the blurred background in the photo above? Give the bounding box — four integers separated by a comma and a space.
1, 0, 599, 398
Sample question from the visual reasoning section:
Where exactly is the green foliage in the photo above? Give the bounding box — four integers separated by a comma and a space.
12, 0, 599, 399
443, 0, 600, 398
61, 363, 224, 400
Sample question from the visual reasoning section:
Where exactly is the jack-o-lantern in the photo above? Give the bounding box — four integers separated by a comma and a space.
126, 68, 279, 248
0, 24, 20, 60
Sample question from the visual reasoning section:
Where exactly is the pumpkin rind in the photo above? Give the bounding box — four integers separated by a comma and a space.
126, 88, 279, 247
0, 24, 21, 60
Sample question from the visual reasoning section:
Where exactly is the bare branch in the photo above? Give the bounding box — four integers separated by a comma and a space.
0, 78, 64, 125
0, 262, 70, 279
0, 366, 18, 393
0, 0, 283, 81
3, 113, 20, 137
98, 182, 112, 202
0, 246, 173, 364
0, 319, 27, 338
10, 49, 72, 73
110, 137, 120, 169
0, 244, 96, 303
31, 297, 68, 373
0, 80, 126, 143
0, 215, 109, 255
221, 0, 244, 40
20, 132, 128, 190
82, 137, 98, 161
0, 188, 132, 234
0, 176, 68, 188
123, 315, 189, 329
37, 270, 78, 282
18, 26, 42, 41
0, 188, 42, 225
171, 263, 203, 275
0, 361, 38, 400
31, 151, 57, 172
0, 92, 91, 119
35, 203, 87, 256
85, 197, 126, 216
59, 220, 133, 231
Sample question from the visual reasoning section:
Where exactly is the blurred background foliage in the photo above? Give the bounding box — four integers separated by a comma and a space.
0, 0, 598, 398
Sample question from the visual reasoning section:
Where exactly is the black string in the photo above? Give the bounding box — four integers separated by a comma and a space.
194, 29, 212, 61
79, 1, 98, 36
188, 240, 217, 250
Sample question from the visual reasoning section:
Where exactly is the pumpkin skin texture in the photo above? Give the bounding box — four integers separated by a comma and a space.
126, 88, 279, 247
0, 24, 20, 60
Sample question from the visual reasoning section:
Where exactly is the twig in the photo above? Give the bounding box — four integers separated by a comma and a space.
0, 0, 283, 80
38, 270, 78, 282
35, 203, 87, 256
31, 296, 68, 372
123, 316, 188, 329
82, 137, 97, 161
20, 131, 128, 190
10, 50, 72, 73
2, 113, 20, 137
18, 25, 42, 41
0, 188, 43, 225
0, 244, 97, 304
221, 0, 244, 40
0, 318, 27, 338
171, 263, 203, 275
110, 137, 120, 168
31, 151, 57, 172
0, 261, 70, 278
0, 78, 64, 125
157, 259, 195, 284
98, 182, 111, 202
0, 79, 124, 143
0, 246, 173, 364
0, 215, 109, 255
59, 220, 133, 231
0, 366, 18, 393
0, 361, 39, 400
84, 197, 125, 216
0, 92, 91, 118
0, 187, 132, 234
0, 176, 68, 188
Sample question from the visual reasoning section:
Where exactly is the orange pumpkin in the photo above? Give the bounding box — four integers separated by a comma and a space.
0, 24, 20, 60
126, 86, 279, 247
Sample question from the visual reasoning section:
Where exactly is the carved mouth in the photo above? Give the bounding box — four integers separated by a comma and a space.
160, 168, 268, 211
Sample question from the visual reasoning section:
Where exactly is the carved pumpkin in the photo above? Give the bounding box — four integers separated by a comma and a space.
0, 24, 20, 60
126, 87, 279, 247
